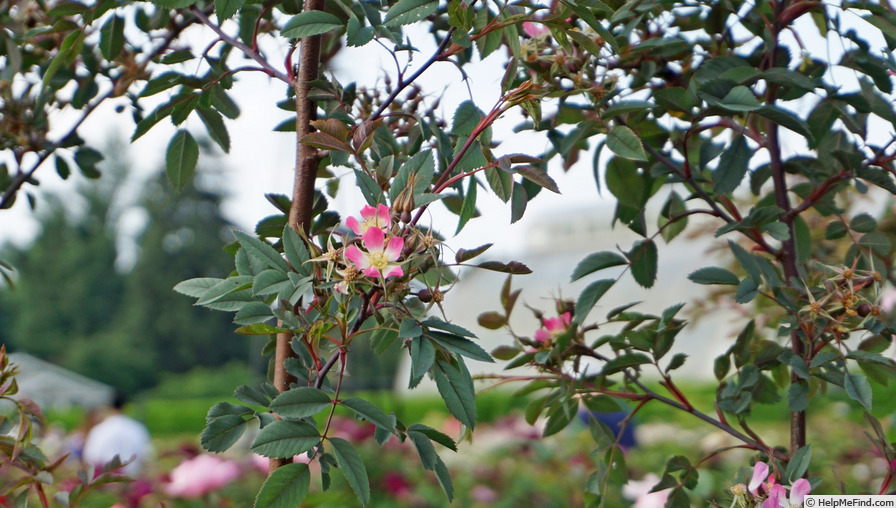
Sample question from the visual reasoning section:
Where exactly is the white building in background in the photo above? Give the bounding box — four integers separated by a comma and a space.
395, 205, 745, 392
6, 352, 115, 409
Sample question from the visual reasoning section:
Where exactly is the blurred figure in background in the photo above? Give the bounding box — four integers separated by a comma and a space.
82, 391, 151, 477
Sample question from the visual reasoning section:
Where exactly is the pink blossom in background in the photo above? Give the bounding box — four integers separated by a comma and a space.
622, 473, 671, 508
165, 454, 241, 498
345, 227, 404, 278
250, 453, 269, 474
346, 204, 391, 235
471, 484, 498, 503
880, 287, 896, 312
383, 471, 411, 497
534, 312, 571, 343
522, 21, 549, 38
330, 416, 376, 442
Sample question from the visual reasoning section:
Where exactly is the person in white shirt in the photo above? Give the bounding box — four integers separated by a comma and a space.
82, 391, 151, 477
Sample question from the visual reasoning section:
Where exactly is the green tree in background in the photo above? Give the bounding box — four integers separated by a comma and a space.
0, 144, 248, 392
119, 169, 248, 375
0, 174, 125, 363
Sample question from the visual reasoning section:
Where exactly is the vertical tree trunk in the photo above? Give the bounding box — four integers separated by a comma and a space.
270, 0, 326, 473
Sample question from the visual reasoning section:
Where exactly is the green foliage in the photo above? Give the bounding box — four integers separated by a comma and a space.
9, 0, 896, 504
0, 145, 248, 391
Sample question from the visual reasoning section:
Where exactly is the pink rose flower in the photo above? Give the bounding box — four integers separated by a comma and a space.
534, 312, 571, 343
346, 204, 391, 235
345, 227, 404, 278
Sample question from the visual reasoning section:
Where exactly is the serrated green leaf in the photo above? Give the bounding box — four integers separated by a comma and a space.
99, 15, 125, 60
355, 170, 385, 207
433, 360, 476, 429
346, 15, 376, 47
197, 108, 231, 153
571, 251, 627, 282
194, 276, 253, 305
428, 331, 493, 363
422, 317, 475, 338
216, 0, 246, 20
514, 165, 559, 193
269, 387, 332, 418
601, 353, 652, 375
755, 106, 815, 145
485, 167, 513, 202
282, 11, 344, 38
784, 444, 812, 483
235, 322, 290, 335
253, 269, 290, 296
850, 213, 877, 233
410, 336, 436, 388
606, 125, 647, 161
251, 420, 319, 458
452, 101, 482, 137
253, 462, 310, 508
408, 430, 439, 470
340, 398, 395, 432
329, 438, 370, 505
166, 130, 199, 192
234, 385, 272, 407
845, 372, 873, 411
687, 266, 739, 285
629, 239, 658, 288
719, 86, 761, 112
456, 177, 477, 234
173, 277, 224, 298
714, 135, 750, 194
406, 424, 458, 452
234, 301, 274, 325
201, 414, 249, 452
234, 230, 291, 272
384, 0, 438, 26
575, 279, 615, 324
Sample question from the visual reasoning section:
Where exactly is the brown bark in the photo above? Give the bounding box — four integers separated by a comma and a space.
270, 0, 326, 473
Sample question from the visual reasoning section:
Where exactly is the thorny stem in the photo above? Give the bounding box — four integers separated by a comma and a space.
573, 347, 782, 458
614, 117, 735, 225
316, 290, 371, 389
369, 27, 457, 121
321, 352, 348, 439
765, 0, 806, 456
35, 483, 49, 508
191, 7, 289, 83
406, 104, 504, 228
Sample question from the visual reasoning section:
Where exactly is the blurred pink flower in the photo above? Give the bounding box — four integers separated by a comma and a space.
330, 416, 376, 442
622, 474, 670, 508
522, 21, 549, 38
250, 453, 269, 474
383, 471, 411, 497
165, 454, 241, 498
534, 312, 571, 343
880, 288, 896, 312
346, 204, 391, 235
471, 485, 498, 503
345, 227, 404, 278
